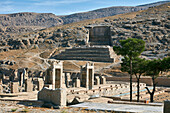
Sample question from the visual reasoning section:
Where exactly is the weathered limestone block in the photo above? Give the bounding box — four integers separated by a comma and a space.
19, 73, 24, 86
37, 78, 44, 91
164, 100, 170, 113
38, 88, 66, 107
95, 76, 100, 85
25, 79, 33, 92
67, 94, 89, 104
65, 73, 71, 87
0, 79, 2, 93
80, 62, 94, 90
11, 82, 19, 93
75, 78, 80, 88
100, 76, 106, 84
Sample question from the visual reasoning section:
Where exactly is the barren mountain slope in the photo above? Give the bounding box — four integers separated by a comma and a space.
0, 0, 169, 38
0, 2, 169, 72
60, 0, 170, 24
0, 12, 63, 37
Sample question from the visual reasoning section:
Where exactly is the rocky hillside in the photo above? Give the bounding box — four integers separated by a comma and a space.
0, 0, 169, 38
60, 0, 170, 24
0, 2, 169, 71
0, 12, 63, 38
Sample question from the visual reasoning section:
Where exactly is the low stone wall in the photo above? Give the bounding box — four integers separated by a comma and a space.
106, 77, 170, 87
38, 88, 66, 106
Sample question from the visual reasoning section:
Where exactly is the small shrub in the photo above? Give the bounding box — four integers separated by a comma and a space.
61, 109, 67, 113
21, 108, 29, 112
11, 108, 17, 112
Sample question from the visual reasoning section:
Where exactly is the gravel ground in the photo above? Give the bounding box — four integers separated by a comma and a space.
0, 100, 103, 113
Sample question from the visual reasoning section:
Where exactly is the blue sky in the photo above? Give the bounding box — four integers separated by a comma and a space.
0, 0, 167, 15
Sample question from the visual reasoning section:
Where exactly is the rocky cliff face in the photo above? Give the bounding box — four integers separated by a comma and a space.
0, 12, 63, 38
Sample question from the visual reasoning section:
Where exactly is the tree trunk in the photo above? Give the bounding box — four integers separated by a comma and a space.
137, 78, 140, 102
150, 93, 154, 102
145, 76, 157, 102
130, 58, 132, 102
151, 76, 156, 102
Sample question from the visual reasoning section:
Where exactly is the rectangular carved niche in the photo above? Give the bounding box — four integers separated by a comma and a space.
55, 69, 61, 88
89, 69, 93, 89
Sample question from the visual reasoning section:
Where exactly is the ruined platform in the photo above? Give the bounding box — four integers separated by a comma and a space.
53, 46, 116, 62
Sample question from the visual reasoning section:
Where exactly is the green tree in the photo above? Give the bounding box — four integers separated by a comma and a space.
113, 38, 145, 101
121, 57, 147, 102
145, 59, 162, 102
161, 57, 170, 72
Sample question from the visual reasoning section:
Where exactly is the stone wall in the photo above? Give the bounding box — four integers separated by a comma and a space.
106, 77, 170, 87
38, 88, 66, 107
86, 25, 112, 46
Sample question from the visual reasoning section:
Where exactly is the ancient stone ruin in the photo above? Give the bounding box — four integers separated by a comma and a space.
53, 25, 117, 62
38, 60, 146, 107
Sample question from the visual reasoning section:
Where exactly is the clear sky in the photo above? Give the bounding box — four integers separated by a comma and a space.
0, 0, 168, 15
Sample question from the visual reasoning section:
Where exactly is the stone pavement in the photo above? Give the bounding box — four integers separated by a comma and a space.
70, 102, 163, 113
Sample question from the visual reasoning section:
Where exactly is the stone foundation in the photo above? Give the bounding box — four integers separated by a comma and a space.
54, 46, 116, 62
38, 88, 66, 107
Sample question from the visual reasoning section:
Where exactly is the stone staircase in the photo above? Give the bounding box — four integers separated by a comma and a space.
52, 46, 116, 62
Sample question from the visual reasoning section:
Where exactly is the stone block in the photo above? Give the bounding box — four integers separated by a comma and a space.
164, 100, 170, 113
0, 85, 2, 93
38, 78, 44, 91
95, 76, 100, 85
75, 78, 80, 88
11, 82, 19, 93
25, 79, 33, 92
100, 76, 106, 84
38, 88, 66, 107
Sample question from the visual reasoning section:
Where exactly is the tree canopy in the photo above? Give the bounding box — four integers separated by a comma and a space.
113, 38, 145, 58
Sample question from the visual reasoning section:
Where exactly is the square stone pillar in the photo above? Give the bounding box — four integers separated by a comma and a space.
0, 78, 2, 85
100, 76, 106, 84
52, 61, 63, 89
38, 60, 66, 108
19, 72, 24, 86
75, 78, 80, 88
11, 82, 19, 93
95, 76, 100, 85
37, 78, 44, 91
25, 79, 33, 92
65, 73, 71, 87
0, 79, 3, 93
80, 62, 94, 90
164, 100, 170, 113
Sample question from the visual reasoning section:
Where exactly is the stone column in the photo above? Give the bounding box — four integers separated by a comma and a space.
80, 62, 94, 90
100, 76, 106, 84
52, 61, 63, 89
0, 78, 2, 84
37, 78, 44, 91
11, 82, 19, 93
95, 76, 100, 85
14, 69, 18, 81
24, 68, 28, 81
19, 73, 24, 86
65, 73, 71, 87
0, 79, 2, 93
75, 77, 80, 88
25, 79, 33, 92
164, 100, 170, 113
